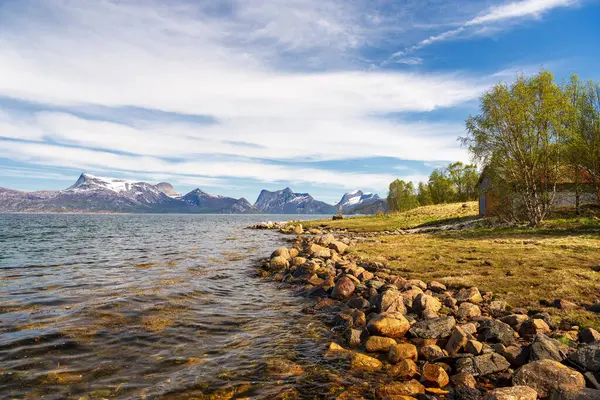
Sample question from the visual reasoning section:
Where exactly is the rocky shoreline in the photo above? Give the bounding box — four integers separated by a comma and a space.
253, 223, 600, 399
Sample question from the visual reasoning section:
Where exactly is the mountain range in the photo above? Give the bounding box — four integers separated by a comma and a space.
0, 173, 387, 214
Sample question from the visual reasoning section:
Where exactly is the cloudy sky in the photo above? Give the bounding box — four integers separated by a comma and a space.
1, 0, 599, 203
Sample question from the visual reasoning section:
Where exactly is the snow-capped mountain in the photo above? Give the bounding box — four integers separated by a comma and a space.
0, 174, 386, 214
0, 173, 256, 214
254, 187, 336, 214
336, 190, 387, 214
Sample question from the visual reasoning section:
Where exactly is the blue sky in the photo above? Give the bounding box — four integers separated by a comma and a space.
0, 0, 599, 204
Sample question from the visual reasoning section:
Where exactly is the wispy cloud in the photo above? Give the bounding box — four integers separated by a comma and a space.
390, 0, 578, 58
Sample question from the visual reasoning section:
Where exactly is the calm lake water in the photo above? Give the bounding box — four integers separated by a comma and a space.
0, 214, 339, 399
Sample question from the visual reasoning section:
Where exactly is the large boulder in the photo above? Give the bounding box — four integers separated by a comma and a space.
483, 386, 537, 400
365, 336, 397, 353
367, 312, 410, 338
513, 359, 586, 398
349, 351, 383, 373
477, 319, 516, 345
456, 287, 483, 304
331, 276, 356, 300
529, 333, 571, 362
568, 343, 600, 372
409, 316, 456, 339
455, 353, 510, 376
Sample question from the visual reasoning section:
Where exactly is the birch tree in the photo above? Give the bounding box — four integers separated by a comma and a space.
463, 70, 570, 226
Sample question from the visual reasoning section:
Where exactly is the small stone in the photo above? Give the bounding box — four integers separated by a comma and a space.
500, 314, 529, 328
446, 327, 469, 355
420, 344, 447, 361
388, 343, 418, 363
461, 323, 478, 335
409, 316, 456, 339
488, 301, 509, 317
349, 309, 366, 328
451, 372, 477, 389
422, 363, 450, 387
579, 327, 600, 344
309, 243, 331, 258
293, 224, 304, 235
413, 294, 442, 316
513, 359, 586, 398
497, 344, 529, 368
519, 319, 551, 338
349, 351, 383, 373
450, 387, 483, 400
455, 353, 510, 376
376, 289, 408, 314
429, 281, 447, 293
483, 386, 537, 400
346, 329, 362, 348
389, 358, 419, 379
347, 296, 370, 310
553, 299, 579, 311
477, 319, 516, 346
457, 303, 482, 320
365, 336, 397, 353
291, 256, 307, 266
367, 312, 411, 338
329, 240, 349, 254
271, 247, 291, 260
331, 276, 356, 300
466, 340, 483, 355
456, 287, 483, 304
332, 313, 354, 331
270, 256, 290, 270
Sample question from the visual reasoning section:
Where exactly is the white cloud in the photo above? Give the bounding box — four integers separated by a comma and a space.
394, 57, 424, 65
395, 0, 577, 54
0, 140, 399, 193
0, 0, 488, 195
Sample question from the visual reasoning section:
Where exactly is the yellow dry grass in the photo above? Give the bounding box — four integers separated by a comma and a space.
303, 202, 479, 232
353, 229, 600, 330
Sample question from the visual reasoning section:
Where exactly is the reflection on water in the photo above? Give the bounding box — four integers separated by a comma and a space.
0, 214, 339, 399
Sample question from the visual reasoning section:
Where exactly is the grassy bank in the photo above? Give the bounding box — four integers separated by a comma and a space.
305, 203, 600, 330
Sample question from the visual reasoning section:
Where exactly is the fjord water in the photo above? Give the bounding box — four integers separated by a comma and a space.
0, 214, 331, 399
